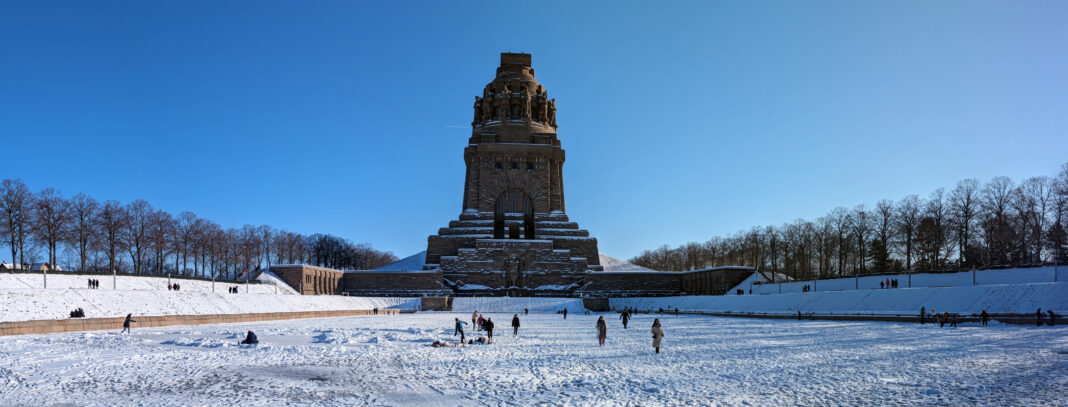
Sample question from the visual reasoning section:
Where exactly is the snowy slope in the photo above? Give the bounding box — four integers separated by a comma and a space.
372, 251, 427, 271
612, 282, 1068, 315
597, 253, 654, 272
451, 297, 584, 313
1, 272, 287, 294
255, 271, 298, 295
745, 266, 1063, 294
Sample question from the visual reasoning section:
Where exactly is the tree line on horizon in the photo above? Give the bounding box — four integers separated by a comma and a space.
0, 179, 397, 279
629, 163, 1068, 279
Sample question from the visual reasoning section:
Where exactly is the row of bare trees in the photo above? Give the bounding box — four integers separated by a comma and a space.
0, 179, 397, 278
630, 163, 1068, 279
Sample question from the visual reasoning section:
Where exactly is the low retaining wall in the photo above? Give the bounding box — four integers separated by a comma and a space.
632, 310, 1064, 326
0, 309, 398, 337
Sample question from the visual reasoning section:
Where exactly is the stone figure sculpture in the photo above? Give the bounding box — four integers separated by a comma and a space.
498, 86, 511, 121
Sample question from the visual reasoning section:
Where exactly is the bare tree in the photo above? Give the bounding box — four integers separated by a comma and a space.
873, 199, 897, 273
123, 199, 153, 275
949, 179, 980, 269
1013, 177, 1052, 265
97, 200, 128, 273
148, 209, 174, 275
32, 188, 69, 268
895, 195, 922, 271
1, 179, 34, 267
66, 193, 100, 272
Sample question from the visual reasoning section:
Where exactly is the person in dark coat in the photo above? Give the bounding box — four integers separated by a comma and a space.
512, 314, 520, 336
620, 311, 630, 329
484, 318, 495, 342
1049, 310, 1056, 327
980, 310, 989, 326
1037, 308, 1043, 326
241, 330, 258, 344
524, 308, 528, 315
651, 319, 664, 354
563, 308, 568, 319
121, 314, 135, 334
920, 306, 925, 324
596, 316, 607, 346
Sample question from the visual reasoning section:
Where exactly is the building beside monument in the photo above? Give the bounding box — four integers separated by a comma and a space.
271, 53, 759, 299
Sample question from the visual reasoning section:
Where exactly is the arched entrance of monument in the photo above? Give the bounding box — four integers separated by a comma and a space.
493, 189, 536, 239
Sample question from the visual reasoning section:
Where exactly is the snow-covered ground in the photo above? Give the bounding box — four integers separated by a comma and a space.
741, 266, 1063, 295
0, 272, 295, 294
0, 272, 419, 322
1, 313, 1065, 406
614, 282, 1068, 315
451, 297, 584, 313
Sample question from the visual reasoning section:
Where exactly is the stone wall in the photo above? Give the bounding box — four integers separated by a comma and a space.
581, 267, 756, 297
341, 270, 450, 296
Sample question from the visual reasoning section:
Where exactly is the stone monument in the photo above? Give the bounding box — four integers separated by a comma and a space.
425, 52, 602, 295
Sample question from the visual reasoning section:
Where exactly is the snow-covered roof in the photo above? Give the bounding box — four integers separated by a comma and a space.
372, 251, 428, 272
597, 253, 655, 272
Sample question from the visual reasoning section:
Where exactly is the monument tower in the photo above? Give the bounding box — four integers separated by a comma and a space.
425, 52, 602, 294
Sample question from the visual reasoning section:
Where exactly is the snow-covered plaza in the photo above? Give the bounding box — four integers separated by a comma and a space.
2, 312, 1066, 406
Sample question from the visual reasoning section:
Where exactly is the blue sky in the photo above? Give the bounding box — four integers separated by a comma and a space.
2, 1, 1066, 259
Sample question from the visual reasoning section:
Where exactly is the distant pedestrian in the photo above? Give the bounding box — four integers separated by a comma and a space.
1049, 310, 1056, 327
373, 307, 378, 315
939, 312, 947, 328
524, 308, 528, 315
950, 314, 957, 328
674, 308, 679, 316
920, 307, 925, 324
454, 318, 467, 342
563, 308, 568, 319
512, 314, 520, 336
484, 318, 495, 342
121, 313, 136, 334
477, 314, 485, 331
620, 311, 630, 329
880, 281, 884, 289
472, 310, 479, 330
88, 278, 93, 289
651, 319, 664, 354
596, 316, 607, 346
168, 283, 173, 291
797, 310, 802, 320
1037, 308, 1043, 326
980, 310, 989, 326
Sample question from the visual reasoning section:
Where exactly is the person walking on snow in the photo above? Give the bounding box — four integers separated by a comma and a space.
920, 306, 926, 324
477, 314, 485, 331
454, 318, 468, 342
620, 311, 630, 329
1037, 308, 1043, 326
484, 318, 495, 342
512, 314, 521, 336
651, 319, 664, 354
596, 316, 607, 346
472, 311, 479, 331
980, 310, 989, 326
121, 313, 136, 334
1049, 310, 1056, 327
563, 308, 568, 319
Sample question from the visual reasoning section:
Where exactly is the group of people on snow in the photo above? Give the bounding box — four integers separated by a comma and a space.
451, 309, 664, 354
87, 278, 100, 289
879, 278, 900, 289
167, 283, 182, 291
